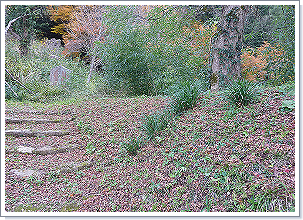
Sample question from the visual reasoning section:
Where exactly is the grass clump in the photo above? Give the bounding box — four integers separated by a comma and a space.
5, 38, 94, 103
120, 137, 142, 156
141, 110, 173, 140
224, 79, 259, 108
84, 141, 96, 155
167, 81, 201, 116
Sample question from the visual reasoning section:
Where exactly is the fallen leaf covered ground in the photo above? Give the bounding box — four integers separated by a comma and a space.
4, 84, 295, 212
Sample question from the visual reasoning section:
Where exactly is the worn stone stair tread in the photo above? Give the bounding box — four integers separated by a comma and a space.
5, 129, 71, 137
9, 160, 95, 178
57, 159, 96, 173
10, 169, 45, 178
34, 145, 83, 155
5, 117, 75, 124
5, 144, 84, 155
5, 109, 75, 116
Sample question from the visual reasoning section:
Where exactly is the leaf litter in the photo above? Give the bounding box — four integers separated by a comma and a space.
5, 86, 295, 212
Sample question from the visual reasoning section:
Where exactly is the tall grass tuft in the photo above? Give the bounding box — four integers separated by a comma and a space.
120, 136, 143, 156
141, 110, 173, 140
166, 81, 202, 116
5, 38, 101, 102
224, 78, 259, 107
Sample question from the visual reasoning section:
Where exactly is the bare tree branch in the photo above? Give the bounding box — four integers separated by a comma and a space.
5, 81, 19, 98
5, 14, 25, 34
5, 7, 42, 35
5, 68, 35, 95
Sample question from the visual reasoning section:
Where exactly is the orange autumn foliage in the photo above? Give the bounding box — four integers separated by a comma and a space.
47, 5, 75, 35
183, 22, 216, 66
48, 5, 106, 58
62, 6, 105, 57
241, 41, 284, 82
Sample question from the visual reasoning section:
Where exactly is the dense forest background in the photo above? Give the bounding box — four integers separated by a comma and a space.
5, 5, 295, 101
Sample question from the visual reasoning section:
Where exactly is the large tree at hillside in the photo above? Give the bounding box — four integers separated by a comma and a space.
210, 5, 250, 91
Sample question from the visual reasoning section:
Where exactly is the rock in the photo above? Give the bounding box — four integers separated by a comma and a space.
33, 145, 83, 155
57, 162, 79, 173
34, 146, 61, 155
5, 117, 65, 124
6, 129, 70, 137
50, 66, 71, 86
43, 38, 61, 50
5, 145, 17, 154
5, 109, 75, 116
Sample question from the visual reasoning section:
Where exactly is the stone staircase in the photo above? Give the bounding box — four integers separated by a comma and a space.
5, 109, 95, 179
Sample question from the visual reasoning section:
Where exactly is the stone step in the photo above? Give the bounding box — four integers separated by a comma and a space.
10, 169, 46, 178
5, 144, 84, 155
5, 129, 71, 137
5, 109, 75, 116
57, 159, 96, 173
5, 117, 76, 124
9, 160, 96, 179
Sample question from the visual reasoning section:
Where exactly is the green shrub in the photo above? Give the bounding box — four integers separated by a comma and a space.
96, 26, 155, 96
120, 137, 142, 156
167, 81, 201, 115
224, 79, 259, 107
141, 110, 173, 140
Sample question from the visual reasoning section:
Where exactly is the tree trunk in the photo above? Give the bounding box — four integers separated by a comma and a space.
19, 15, 29, 57
87, 26, 104, 84
19, 41, 29, 57
87, 55, 96, 84
210, 5, 250, 91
